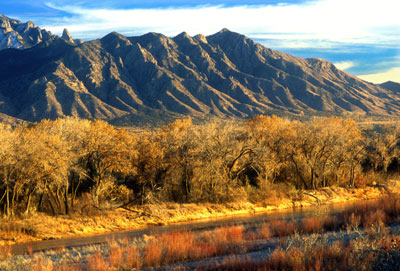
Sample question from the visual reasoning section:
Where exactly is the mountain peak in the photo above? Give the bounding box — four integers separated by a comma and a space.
193, 34, 207, 43
141, 32, 167, 39
173, 32, 196, 45
100, 31, 132, 49
219, 28, 232, 33
101, 31, 125, 41
0, 14, 19, 23
0, 15, 54, 50
0, 15, 13, 33
207, 28, 245, 43
380, 81, 400, 93
213, 28, 242, 37
175, 31, 191, 39
61, 28, 73, 42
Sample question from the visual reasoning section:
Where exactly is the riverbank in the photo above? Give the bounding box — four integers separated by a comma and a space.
1, 181, 399, 246
3, 194, 400, 271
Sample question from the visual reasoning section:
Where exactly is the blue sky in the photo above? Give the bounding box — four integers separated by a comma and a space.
1, 0, 399, 83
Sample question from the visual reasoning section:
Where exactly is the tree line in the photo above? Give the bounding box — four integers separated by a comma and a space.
0, 116, 399, 218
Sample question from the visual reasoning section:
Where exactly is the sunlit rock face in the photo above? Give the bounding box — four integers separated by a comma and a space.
0, 14, 54, 50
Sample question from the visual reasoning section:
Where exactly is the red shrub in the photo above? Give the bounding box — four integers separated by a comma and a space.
0, 244, 12, 260
109, 245, 123, 269
268, 220, 296, 237
161, 230, 196, 263
143, 241, 163, 267
300, 217, 323, 234
125, 246, 142, 270
86, 252, 109, 271
226, 226, 244, 243
258, 223, 272, 239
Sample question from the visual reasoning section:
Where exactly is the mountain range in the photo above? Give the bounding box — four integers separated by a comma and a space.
0, 15, 399, 125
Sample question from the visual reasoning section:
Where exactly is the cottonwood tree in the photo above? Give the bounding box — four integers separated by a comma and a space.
80, 120, 137, 208
0, 124, 18, 218
192, 120, 250, 202
363, 124, 400, 177
129, 132, 166, 204
329, 118, 364, 187
285, 118, 364, 189
159, 118, 199, 202
35, 118, 91, 214
246, 115, 295, 186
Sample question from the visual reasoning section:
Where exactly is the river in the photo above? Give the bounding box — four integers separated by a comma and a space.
11, 201, 361, 255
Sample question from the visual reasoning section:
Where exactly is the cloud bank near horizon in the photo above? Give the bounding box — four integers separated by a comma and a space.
41, 0, 399, 46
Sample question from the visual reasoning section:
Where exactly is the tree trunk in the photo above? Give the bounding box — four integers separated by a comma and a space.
47, 194, 56, 215
6, 185, 10, 219
310, 168, 317, 190
349, 163, 355, 188
25, 192, 33, 214
64, 188, 69, 215
37, 193, 44, 212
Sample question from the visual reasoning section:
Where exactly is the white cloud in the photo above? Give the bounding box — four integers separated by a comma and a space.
358, 68, 400, 84
334, 61, 357, 71
43, 0, 400, 47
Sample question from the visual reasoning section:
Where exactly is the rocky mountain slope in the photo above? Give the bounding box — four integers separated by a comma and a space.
0, 14, 54, 50
380, 81, 400, 94
0, 14, 82, 50
0, 22, 399, 124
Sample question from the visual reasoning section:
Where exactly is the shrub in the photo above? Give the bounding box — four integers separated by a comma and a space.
268, 220, 296, 237
300, 217, 323, 233
86, 252, 109, 271
143, 240, 163, 267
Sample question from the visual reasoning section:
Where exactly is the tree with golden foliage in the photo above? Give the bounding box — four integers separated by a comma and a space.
246, 115, 296, 186
129, 132, 166, 204
33, 118, 91, 214
192, 120, 250, 202
80, 120, 137, 208
285, 117, 364, 189
0, 124, 18, 217
159, 118, 198, 202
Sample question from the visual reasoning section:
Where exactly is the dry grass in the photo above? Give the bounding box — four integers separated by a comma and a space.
109, 244, 123, 269
333, 195, 400, 231
86, 252, 109, 271
214, 225, 244, 244
30, 255, 55, 271
0, 244, 12, 260
196, 244, 352, 271
2, 196, 400, 270
196, 235, 400, 271
140, 226, 247, 268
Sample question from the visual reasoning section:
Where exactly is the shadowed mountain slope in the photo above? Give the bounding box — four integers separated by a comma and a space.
380, 81, 400, 94
0, 26, 399, 124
